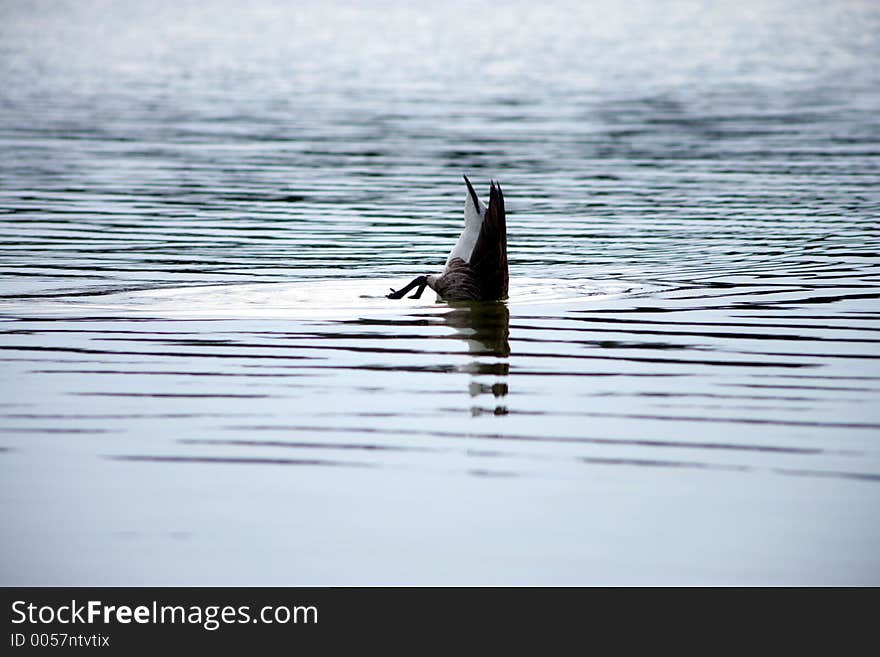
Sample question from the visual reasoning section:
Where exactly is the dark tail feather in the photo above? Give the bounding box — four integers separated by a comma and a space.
463, 174, 480, 211
470, 179, 508, 300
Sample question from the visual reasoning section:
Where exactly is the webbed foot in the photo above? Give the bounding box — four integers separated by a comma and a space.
387, 276, 428, 300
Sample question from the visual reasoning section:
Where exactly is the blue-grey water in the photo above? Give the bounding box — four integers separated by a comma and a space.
1, 0, 879, 584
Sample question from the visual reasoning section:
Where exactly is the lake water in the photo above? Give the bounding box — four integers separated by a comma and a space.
1, 0, 879, 585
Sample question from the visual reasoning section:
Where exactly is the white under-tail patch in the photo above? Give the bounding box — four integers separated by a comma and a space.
446, 189, 485, 266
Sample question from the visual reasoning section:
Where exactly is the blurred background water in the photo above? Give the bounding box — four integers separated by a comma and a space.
1, 0, 879, 584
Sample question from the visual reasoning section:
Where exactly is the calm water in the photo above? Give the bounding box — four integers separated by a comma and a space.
1, 0, 879, 584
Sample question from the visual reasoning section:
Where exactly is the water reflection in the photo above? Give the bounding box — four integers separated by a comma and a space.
442, 302, 510, 416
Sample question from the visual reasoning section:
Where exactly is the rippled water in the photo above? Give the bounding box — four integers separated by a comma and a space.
1, 0, 879, 584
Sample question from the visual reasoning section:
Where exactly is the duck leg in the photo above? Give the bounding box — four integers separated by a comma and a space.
387, 275, 428, 299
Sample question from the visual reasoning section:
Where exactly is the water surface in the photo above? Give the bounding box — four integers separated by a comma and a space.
1, 0, 879, 584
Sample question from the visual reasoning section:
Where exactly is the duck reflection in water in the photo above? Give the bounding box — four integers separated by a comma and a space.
441, 301, 510, 416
